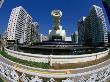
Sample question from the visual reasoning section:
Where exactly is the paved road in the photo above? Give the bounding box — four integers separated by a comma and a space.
0, 54, 110, 75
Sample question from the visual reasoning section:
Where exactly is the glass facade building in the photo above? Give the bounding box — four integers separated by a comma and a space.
77, 5, 108, 46
0, 0, 4, 8
77, 17, 86, 45
102, 0, 110, 24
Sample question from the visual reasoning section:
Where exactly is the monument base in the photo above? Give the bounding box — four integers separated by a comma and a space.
49, 26, 66, 41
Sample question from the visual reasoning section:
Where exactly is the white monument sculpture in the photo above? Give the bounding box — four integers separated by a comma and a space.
49, 10, 66, 41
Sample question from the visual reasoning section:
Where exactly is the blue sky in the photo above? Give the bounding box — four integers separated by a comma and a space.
0, 0, 109, 36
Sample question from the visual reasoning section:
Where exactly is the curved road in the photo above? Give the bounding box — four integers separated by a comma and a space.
0, 54, 110, 75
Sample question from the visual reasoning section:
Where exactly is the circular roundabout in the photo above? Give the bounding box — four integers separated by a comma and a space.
0, 44, 110, 82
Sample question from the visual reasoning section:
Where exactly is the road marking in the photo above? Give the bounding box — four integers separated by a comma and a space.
16, 66, 66, 75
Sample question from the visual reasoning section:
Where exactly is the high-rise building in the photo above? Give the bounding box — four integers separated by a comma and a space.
7, 6, 27, 42
30, 22, 39, 42
7, 6, 39, 44
89, 5, 108, 46
0, 0, 4, 8
102, 0, 110, 24
84, 15, 92, 45
78, 5, 108, 46
77, 17, 86, 45
24, 14, 32, 43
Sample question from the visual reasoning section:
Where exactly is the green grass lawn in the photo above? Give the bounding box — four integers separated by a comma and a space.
0, 51, 49, 69
0, 49, 110, 69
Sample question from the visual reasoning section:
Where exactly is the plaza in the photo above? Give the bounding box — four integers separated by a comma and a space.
1, 0, 110, 82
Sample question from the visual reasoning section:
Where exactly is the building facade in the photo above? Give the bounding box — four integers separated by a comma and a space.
78, 5, 108, 46
24, 14, 32, 43
7, 6, 39, 44
89, 5, 108, 46
108, 31, 110, 43
30, 22, 39, 43
102, 0, 110, 24
7, 6, 27, 43
77, 17, 86, 45
0, 0, 4, 8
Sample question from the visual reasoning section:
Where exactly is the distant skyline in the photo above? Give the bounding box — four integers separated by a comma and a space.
0, 0, 109, 36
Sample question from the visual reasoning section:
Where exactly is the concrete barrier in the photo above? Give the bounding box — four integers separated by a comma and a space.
4, 47, 109, 64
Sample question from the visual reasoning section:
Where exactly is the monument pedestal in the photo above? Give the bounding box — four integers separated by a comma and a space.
49, 26, 66, 41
